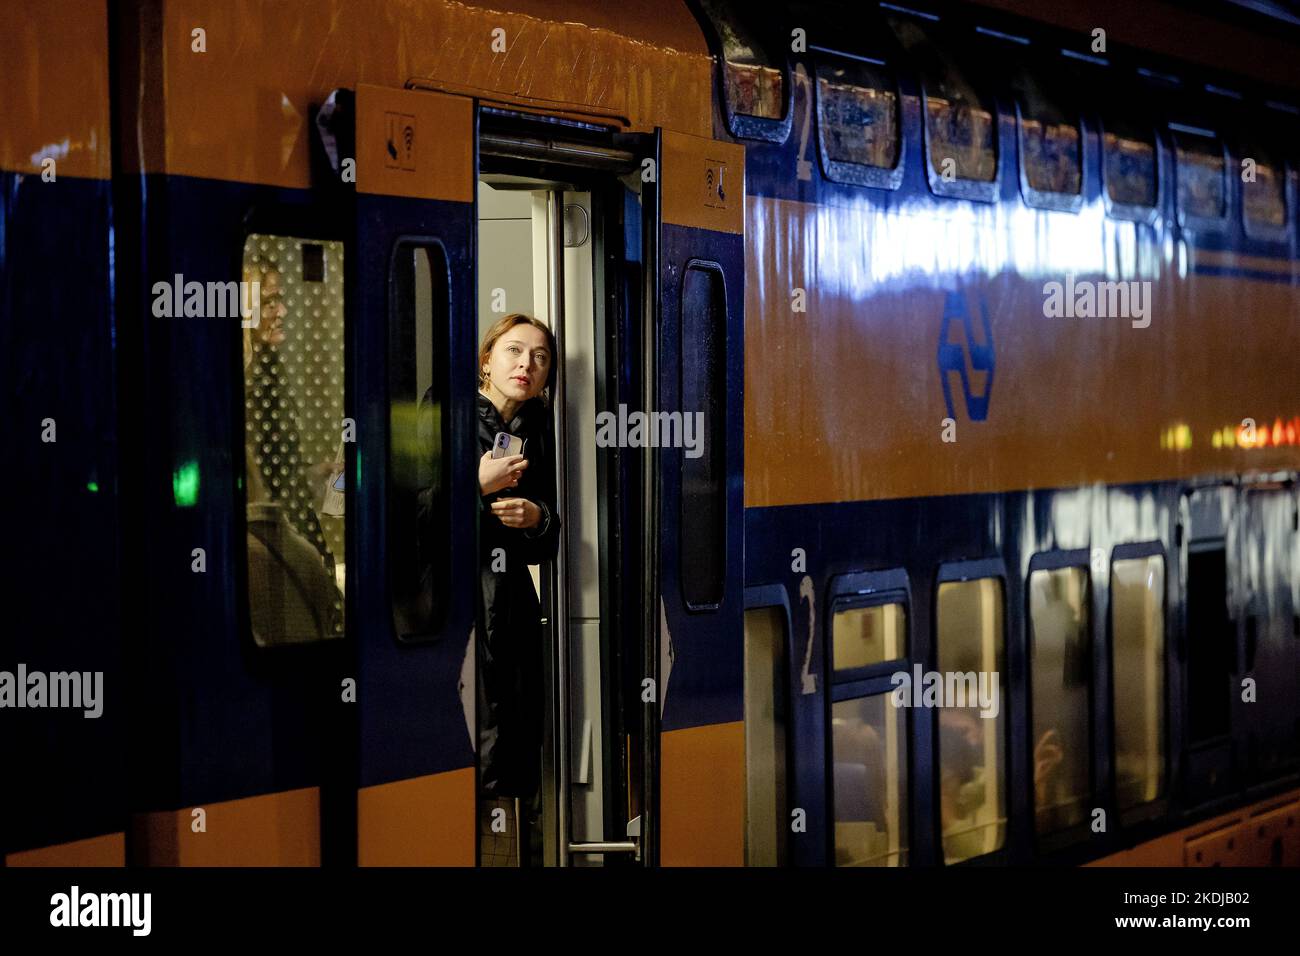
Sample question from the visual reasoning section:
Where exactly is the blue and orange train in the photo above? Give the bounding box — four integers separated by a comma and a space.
2, 0, 1299, 867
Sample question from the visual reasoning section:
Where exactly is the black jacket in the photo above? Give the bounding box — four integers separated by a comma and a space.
475, 392, 560, 798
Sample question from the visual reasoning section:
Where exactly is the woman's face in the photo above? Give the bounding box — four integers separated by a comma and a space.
483, 323, 551, 404
250, 269, 287, 348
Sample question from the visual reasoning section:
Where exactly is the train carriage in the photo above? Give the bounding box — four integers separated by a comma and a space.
2, 0, 1300, 868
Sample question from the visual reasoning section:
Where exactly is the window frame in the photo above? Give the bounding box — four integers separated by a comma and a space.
743, 584, 795, 867
932, 557, 1009, 865
1107, 540, 1170, 825
1171, 123, 1231, 233
678, 258, 728, 613
918, 77, 1002, 204
1024, 548, 1095, 850
385, 236, 453, 644
1014, 98, 1085, 213
812, 50, 906, 191
696, 0, 793, 144
1239, 148, 1294, 244
235, 208, 350, 659
826, 568, 912, 690
1098, 116, 1163, 225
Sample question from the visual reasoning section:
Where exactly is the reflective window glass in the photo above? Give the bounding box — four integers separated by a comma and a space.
389, 244, 450, 640
1111, 555, 1166, 810
698, 0, 785, 120
744, 606, 789, 866
1175, 130, 1226, 219
680, 264, 726, 609
1242, 146, 1288, 231
1013, 72, 1081, 195
242, 234, 346, 646
815, 58, 900, 169
891, 16, 996, 182
1028, 565, 1091, 835
1103, 118, 1157, 208
833, 602, 907, 672
936, 578, 1006, 863
832, 693, 908, 866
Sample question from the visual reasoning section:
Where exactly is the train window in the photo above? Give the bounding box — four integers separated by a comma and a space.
242, 235, 346, 646
1174, 129, 1226, 220
389, 243, 451, 641
832, 693, 909, 866
833, 601, 907, 672
1013, 72, 1082, 199
744, 605, 789, 866
890, 16, 997, 187
814, 56, 901, 183
1110, 554, 1166, 810
1101, 116, 1158, 209
680, 262, 726, 609
936, 577, 1006, 863
696, 0, 787, 131
1187, 545, 1232, 742
1241, 145, 1288, 235
1028, 565, 1091, 836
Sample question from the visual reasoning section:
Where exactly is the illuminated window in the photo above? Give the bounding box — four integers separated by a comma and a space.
1102, 117, 1157, 208
1111, 554, 1166, 811
389, 243, 450, 640
815, 57, 900, 170
744, 606, 789, 866
1028, 565, 1091, 836
1242, 145, 1288, 233
242, 234, 345, 646
936, 577, 1006, 863
833, 602, 906, 672
832, 693, 908, 866
1175, 129, 1226, 220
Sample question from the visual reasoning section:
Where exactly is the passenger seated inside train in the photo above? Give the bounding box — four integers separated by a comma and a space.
473, 313, 561, 866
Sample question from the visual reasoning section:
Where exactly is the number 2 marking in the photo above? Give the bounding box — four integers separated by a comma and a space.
799, 574, 817, 694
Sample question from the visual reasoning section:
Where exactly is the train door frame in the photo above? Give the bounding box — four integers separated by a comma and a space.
476, 108, 653, 866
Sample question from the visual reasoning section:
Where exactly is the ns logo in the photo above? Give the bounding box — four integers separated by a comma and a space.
936, 289, 995, 422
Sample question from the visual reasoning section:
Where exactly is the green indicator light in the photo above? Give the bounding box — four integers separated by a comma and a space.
173, 461, 200, 507
86, 481, 99, 493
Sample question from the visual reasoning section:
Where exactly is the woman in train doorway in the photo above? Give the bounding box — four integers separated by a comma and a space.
475, 313, 561, 866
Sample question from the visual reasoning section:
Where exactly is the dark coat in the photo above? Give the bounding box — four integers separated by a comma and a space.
476, 392, 560, 798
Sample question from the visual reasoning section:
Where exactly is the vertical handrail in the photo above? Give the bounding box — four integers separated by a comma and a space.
549, 190, 572, 866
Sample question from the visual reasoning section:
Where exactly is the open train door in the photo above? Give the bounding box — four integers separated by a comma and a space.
346, 84, 479, 864
649, 130, 747, 865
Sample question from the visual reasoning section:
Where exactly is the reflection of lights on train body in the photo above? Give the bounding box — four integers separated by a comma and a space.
1165, 417, 1300, 453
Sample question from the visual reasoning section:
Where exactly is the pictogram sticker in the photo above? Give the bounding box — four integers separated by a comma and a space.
384, 112, 417, 171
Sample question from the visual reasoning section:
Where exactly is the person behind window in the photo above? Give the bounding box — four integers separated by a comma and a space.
242, 256, 336, 576
244, 441, 342, 645
474, 313, 561, 866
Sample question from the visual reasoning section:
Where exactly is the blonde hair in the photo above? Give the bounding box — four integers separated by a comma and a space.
477, 313, 557, 405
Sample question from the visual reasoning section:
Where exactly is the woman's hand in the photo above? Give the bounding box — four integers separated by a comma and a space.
490, 497, 541, 529
479, 451, 527, 496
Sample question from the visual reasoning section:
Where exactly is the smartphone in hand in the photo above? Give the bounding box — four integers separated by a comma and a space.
491, 431, 527, 460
